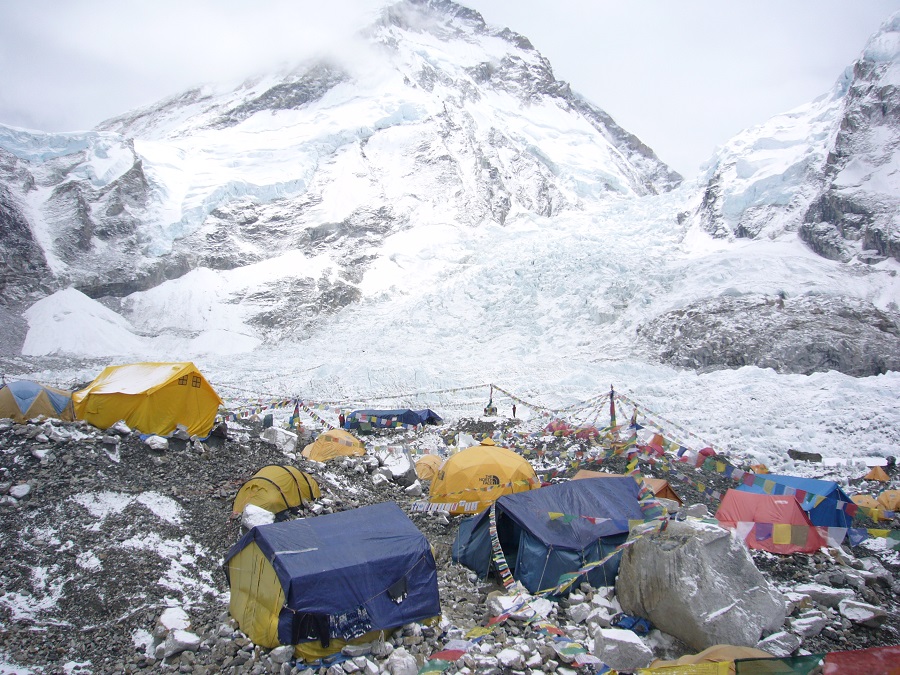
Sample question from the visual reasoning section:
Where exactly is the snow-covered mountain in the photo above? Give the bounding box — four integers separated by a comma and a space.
0, 0, 899, 414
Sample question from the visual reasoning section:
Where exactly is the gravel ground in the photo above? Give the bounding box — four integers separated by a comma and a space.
0, 415, 897, 674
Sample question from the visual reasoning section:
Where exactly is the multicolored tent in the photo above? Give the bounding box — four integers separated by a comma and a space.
72, 362, 222, 437
715, 489, 827, 554
0, 380, 75, 423
736, 474, 854, 529
301, 429, 366, 462
429, 439, 538, 515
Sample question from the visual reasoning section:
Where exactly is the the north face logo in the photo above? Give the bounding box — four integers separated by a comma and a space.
480, 475, 500, 486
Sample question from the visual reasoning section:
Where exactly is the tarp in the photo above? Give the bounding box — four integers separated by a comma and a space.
345, 409, 442, 431
415, 454, 443, 481
736, 474, 853, 528
453, 477, 644, 593
224, 502, 440, 655
715, 490, 827, 554
429, 439, 538, 515
72, 362, 223, 437
572, 469, 683, 504
647, 644, 775, 673
301, 429, 365, 462
232, 465, 320, 516
0, 380, 75, 423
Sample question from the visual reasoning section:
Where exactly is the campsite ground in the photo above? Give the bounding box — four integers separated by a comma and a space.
0, 415, 897, 673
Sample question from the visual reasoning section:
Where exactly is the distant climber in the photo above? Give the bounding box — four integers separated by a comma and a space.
512, 404, 516, 418
339, 413, 345, 428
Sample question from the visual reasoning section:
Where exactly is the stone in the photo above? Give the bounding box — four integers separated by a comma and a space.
145, 435, 169, 451
757, 631, 802, 658
261, 427, 298, 454
566, 603, 591, 624
792, 583, 855, 608
241, 503, 276, 530
790, 610, 829, 637
497, 647, 525, 669
9, 483, 31, 499
268, 645, 293, 664
384, 647, 418, 675
592, 628, 654, 672
616, 520, 785, 651
159, 607, 191, 632
838, 599, 888, 627
163, 630, 201, 658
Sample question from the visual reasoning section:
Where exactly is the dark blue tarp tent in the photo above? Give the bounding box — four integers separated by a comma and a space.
224, 502, 440, 647
346, 409, 442, 431
737, 474, 853, 528
452, 477, 644, 594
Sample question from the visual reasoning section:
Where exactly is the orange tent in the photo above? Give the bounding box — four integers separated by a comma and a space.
851, 494, 888, 521
715, 489, 827, 554
415, 454, 443, 481
863, 465, 890, 482
877, 489, 900, 512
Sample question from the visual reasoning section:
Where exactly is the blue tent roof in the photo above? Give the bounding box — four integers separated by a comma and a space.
736, 473, 853, 528
4, 380, 72, 415
224, 502, 440, 644
453, 477, 644, 593
346, 409, 442, 429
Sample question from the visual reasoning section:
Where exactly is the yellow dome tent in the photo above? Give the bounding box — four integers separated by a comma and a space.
301, 429, 366, 462
863, 465, 890, 482
415, 454, 443, 481
851, 494, 888, 521
429, 438, 539, 515
232, 465, 320, 516
0, 380, 75, 423
877, 489, 900, 512
72, 362, 223, 437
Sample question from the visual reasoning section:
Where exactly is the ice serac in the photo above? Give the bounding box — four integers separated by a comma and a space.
698, 11, 900, 265
0, 0, 680, 339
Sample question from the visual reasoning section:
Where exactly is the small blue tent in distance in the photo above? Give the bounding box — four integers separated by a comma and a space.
737, 474, 853, 529
345, 409, 442, 431
452, 477, 644, 594
224, 502, 440, 656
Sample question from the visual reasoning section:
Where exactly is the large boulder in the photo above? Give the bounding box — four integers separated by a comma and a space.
615, 520, 785, 651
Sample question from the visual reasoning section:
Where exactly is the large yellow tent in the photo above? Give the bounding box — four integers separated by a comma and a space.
72, 362, 223, 437
232, 465, 320, 516
301, 429, 366, 462
877, 489, 900, 512
0, 381, 75, 423
415, 454, 443, 481
429, 438, 539, 515
572, 469, 683, 505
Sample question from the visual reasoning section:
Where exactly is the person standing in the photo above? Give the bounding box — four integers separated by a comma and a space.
512, 404, 517, 418
339, 413, 345, 428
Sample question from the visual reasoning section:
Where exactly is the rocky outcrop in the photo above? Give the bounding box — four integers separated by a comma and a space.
637, 293, 900, 376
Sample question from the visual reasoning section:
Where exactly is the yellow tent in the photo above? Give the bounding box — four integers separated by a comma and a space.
851, 494, 887, 521
301, 429, 365, 462
863, 465, 890, 482
232, 465, 320, 516
429, 438, 539, 515
572, 469, 683, 505
877, 489, 900, 512
72, 362, 223, 437
0, 381, 75, 423
415, 455, 443, 481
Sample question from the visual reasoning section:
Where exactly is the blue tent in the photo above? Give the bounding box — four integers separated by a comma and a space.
224, 502, 440, 649
0, 380, 74, 422
452, 477, 644, 594
737, 474, 853, 528
346, 409, 442, 431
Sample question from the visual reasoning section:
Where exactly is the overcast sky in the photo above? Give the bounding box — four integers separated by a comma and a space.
2, 0, 899, 178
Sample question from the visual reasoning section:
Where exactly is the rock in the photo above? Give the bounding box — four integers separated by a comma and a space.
145, 436, 168, 451
341, 643, 372, 657
497, 647, 525, 669
110, 420, 131, 435
566, 602, 591, 624
790, 610, 829, 637
679, 503, 710, 519
792, 583, 855, 608
592, 627, 654, 672
616, 520, 785, 651
9, 483, 31, 499
163, 630, 201, 658
372, 473, 390, 487
261, 427, 298, 454
268, 645, 293, 664
384, 646, 418, 675
241, 503, 276, 530
838, 599, 888, 627
757, 631, 801, 658
404, 481, 423, 497
159, 607, 191, 632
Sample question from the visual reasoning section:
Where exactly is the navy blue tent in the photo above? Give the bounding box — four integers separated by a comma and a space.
224, 502, 440, 650
737, 474, 853, 528
453, 477, 644, 594
346, 409, 442, 431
